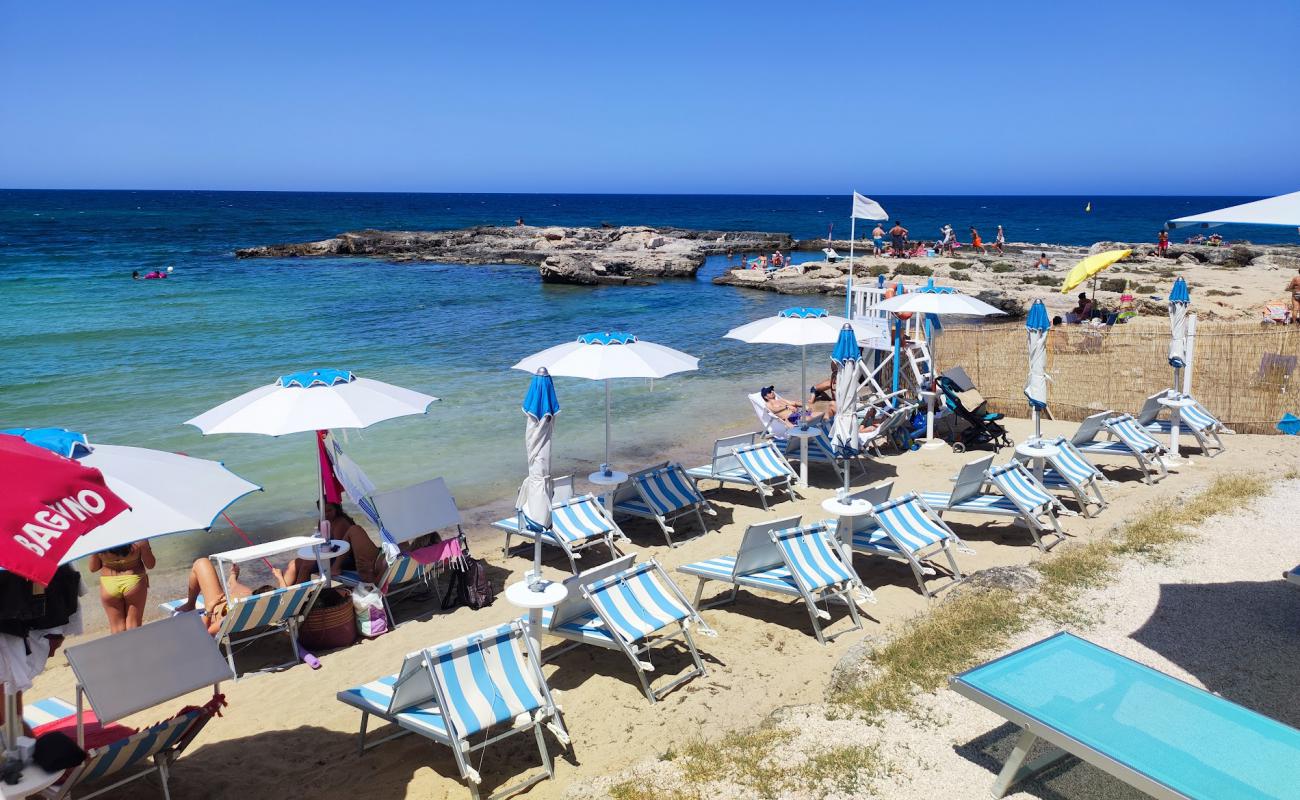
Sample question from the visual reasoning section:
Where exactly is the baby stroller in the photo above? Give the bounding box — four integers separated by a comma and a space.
934, 367, 1013, 453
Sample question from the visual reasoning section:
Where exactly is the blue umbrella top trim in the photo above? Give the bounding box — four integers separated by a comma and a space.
577, 331, 637, 345
278, 368, 356, 388
779, 307, 828, 319
522, 370, 560, 419
2, 427, 91, 459
1025, 300, 1051, 332
1169, 277, 1190, 304
831, 324, 861, 362
917, 278, 959, 294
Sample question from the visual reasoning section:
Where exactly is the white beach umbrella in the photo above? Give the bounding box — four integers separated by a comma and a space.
829, 325, 866, 495
1, 428, 261, 562
1168, 278, 1191, 393
186, 368, 438, 436
516, 369, 558, 589
513, 332, 697, 473
1168, 190, 1300, 229
725, 307, 888, 404
1024, 301, 1051, 441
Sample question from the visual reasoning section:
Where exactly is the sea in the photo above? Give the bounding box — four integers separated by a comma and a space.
2, 191, 1292, 571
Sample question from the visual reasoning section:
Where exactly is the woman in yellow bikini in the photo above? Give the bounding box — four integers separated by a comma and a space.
89, 541, 156, 633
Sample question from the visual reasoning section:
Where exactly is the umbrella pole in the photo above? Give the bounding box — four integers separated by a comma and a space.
800, 345, 808, 411
603, 380, 612, 475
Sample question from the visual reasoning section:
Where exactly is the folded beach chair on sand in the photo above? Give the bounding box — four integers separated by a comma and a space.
1071, 411, 1168, 484
533, 554, 714, 703
686, 433, 800, 510
337, 621, 570, 800
748, 393, 852, 481
494, 475, 624, 573
161, 577, 326, 678
612, 461, 713, 547
1135, 391, 1229, 457
833, 483, 972, 599
678, 517, 874, 645
919, 456, 1067, 551
1015, 437, 1109, 518
951, 632, 1300, 799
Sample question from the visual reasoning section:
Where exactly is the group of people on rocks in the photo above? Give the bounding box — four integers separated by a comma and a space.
863, 221, 1007, 258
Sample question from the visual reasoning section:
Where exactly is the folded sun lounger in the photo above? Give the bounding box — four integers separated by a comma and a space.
951, 632, 1300, 799
686, 432, 800, 510
533, 553, 714, 703
612, 461, 713, 547
919, 455, 1067, 551
678, 517, 874, 645
1071, 410, 1168, 484
1015, 436, 1109, 517
337, 621, 570, 800
494, 475, 625, 573
834, 484, 972, 599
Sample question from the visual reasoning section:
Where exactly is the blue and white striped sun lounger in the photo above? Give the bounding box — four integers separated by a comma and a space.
951, 632, 1300, 799
687, 433, 800, 510
920, 456, 1066, 551
678, 517, 874, 645
494, 475, 625, 573
337, 621, 570, 800
612, 461, 713, 547
747, 392, 850, 482
1072, 411, 1168, 484
160, 577, 326, 679
1018, 436, 1109, 517
1138, 392, 1229, 458
534, 554, 714, 703
839, 488, 972, 599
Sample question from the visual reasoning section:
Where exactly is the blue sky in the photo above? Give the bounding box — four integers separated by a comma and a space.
2, 1, 1297, 194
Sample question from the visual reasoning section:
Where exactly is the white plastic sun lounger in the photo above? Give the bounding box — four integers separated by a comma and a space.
337, 621, 570, 800
686, 433, 800, 510
1072, 411, 1168, 484
747, 392, 849, 481
920, 456, 1067, 551
835, 485, 972, 599
951, 632, 1300, 799
1137, 392, 1229, 458
612, 461, 713, 547
533, 554, 715, 703
678, 517, 874, 645
1016, 436, 1109, 517
493, 475, 624, 573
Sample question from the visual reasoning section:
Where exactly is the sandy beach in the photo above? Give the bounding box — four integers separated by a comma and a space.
25, 412, 1300, 800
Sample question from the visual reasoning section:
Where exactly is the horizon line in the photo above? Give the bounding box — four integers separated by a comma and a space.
0, 187, 1273, 199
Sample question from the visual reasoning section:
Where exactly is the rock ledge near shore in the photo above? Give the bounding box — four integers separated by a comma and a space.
235, 225, 794, 286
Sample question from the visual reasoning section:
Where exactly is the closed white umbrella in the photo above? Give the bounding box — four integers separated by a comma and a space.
829, 325, 866, 495
1168, 278, 1190, 393
513, 332, 697, 474
726, 307, 889, 406
186, 368, 438, 436
1, 428, 261, 562
517, 369, 558, 589
1024, 301, 1051, 441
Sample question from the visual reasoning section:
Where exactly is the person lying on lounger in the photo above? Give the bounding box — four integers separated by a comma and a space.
175, 558, 287, 635
808, 362, 840, 416
762, 386, 817, 427
284, 502, 383, 585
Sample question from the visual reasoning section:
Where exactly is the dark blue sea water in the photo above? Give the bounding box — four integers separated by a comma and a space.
1, 190, 1290, 562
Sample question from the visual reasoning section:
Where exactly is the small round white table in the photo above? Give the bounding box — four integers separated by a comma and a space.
505, 579, 568, 659
919, 390, 946, 449
1158, 395, 1196, 466
821, 496, 875, 519
0, 761, 60, 799
587, 469, 628, 515
787, 428, 819, 487
1014, 439, 1060, 482
296, 539, 351, 562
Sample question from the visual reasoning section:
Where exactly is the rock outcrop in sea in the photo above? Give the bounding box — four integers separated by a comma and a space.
235, 225, 793, 286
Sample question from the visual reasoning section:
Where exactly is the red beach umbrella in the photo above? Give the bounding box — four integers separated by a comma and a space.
0, 433, 129, 585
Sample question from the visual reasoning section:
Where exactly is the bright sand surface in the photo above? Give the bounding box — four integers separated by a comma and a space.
27, 415, 1300, 799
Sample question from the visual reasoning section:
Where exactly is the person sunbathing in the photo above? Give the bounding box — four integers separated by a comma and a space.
761, 386, 815, 426
176, 558, 287, 635
284, 502, 383, 585
807, 362, 840, 416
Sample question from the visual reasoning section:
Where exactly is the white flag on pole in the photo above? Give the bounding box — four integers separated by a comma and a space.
851, 192, 888, 221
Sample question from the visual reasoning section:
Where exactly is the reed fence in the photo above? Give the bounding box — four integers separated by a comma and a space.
933, 320, 1300, 434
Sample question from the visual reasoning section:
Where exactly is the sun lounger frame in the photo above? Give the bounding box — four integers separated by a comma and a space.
1071, 411, 1168, 484
920, 456, 1066, 551
612, 461, 712, 547
842, 487, 971, 599
493, 475, 625, 573
685, 432, 800, 511
1020, 436, 1109, 517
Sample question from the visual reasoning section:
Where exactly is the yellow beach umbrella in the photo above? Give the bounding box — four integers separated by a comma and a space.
1060, 248, 1132, 294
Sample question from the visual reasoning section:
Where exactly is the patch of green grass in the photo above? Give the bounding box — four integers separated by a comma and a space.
949, 260, 972, 270
1136, 284, 1157, 293
990, 262, 1016, 273
949, 271, 972, 281
894, 261, 934, 277
800, 744, 880, 795
1100, 277, 1128, 293
1206, 288, 1239, 297
866, 263, 889, 277
1020, 274, 1057, 286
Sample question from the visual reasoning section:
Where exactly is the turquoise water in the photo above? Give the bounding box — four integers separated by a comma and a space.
2, 191, 1290, 561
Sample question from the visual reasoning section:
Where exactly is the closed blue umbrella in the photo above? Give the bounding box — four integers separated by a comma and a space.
1168, 278, 1190, 393
830, 325, 865, 495
518, 369, 559, 590
1024, 300, 1051, 440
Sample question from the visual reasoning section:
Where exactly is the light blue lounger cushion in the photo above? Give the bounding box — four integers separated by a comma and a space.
919, 492, 1022, 515
338, 673, 449, 740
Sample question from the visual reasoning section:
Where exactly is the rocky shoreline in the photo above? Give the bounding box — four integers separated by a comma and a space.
235, 225, 793, 286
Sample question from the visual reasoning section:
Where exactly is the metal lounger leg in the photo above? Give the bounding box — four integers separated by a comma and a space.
358, 712, 369, 755
157, 757, 172, 800
991, 727, 1072, 798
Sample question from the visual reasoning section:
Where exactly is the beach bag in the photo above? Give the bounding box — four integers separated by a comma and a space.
300, 588, 357, 651
465, 558, 494, 609
441, 569, 469, 611
351, 583, 388, 638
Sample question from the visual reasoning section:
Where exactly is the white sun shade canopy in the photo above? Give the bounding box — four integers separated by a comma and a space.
1168, 191, 1300, 228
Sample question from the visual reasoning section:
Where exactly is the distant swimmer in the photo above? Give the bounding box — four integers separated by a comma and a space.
132, 270, 140, 280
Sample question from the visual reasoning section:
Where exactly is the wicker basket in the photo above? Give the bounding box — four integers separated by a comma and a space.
299, 588, 357, 651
